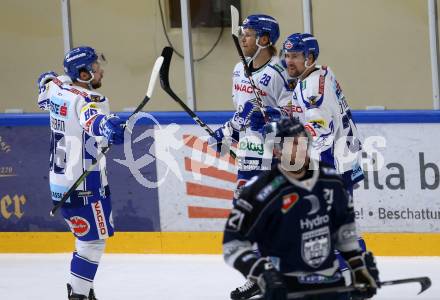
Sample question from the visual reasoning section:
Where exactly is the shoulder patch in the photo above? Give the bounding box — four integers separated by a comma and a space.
287, 79, 297, 90
90, 94, 101, 102
85, 94, 106, 103
272, 63, 285, 73
255, 175, 286, 202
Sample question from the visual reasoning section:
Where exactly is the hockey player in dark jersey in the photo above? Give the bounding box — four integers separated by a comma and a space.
223, 117, 379, 300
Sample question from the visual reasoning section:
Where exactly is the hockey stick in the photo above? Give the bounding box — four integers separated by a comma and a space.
159, 46, 237, 160
49, 50, 165, 216
230, 5, 268, 122
380, 276, 431, 295
252, 276, 431, 299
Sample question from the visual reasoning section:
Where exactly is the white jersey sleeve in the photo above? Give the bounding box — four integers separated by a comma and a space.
77, 92, 110, 137
293, 66, 363, 179
38, 75, 72, 111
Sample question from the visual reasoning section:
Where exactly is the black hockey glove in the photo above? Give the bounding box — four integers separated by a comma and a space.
348, 251, 379, 299
249, 258, 287, 300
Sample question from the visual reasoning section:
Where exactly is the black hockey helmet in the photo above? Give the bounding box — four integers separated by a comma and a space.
263, 116, 306, 138
263, 117, 311, 153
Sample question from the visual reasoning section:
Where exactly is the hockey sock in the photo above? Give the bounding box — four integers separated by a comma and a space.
70, 239, 105, 296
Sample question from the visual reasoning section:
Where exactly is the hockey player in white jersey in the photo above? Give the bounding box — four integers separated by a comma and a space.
210, 14, 291, 186
279, 33, 364, 191
208, 14, 295, 300
37, 46, 125, 300
278, 34, 370, 299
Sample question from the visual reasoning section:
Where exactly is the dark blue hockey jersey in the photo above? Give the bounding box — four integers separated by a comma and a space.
223, 161, 361, 277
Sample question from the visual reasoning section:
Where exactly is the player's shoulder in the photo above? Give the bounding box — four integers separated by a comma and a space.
240, 168, 287, 203
66, 85, 107, 103
318, 162, 344, 184
298, 65, 334, 108
267, 57, 287, 77
232, 61, 244, 78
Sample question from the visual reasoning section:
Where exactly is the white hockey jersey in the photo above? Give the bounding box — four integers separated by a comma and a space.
231, 56, 289, 127
287, 66, 364, 186
230, 57, 291, 178
38, 77, 110, 205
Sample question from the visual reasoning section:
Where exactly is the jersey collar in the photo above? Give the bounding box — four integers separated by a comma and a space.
277, 159, 319, 191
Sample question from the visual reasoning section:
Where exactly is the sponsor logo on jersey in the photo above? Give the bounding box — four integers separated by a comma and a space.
52, 77, 63, 86
304, 194, 321, 215
233, 70, 240, 77
301, 226, 330, 268
256, 175, 286, 202
304, 124, 317, 137
68, 87, 89, 98
234, 83, 267, 96
51, 191, 63, 201
300, 214, 329, 231
77, 190, 93, 197
281, 105, 303, 115
298, 272, 341, 284
233, 179, 248, 200
319, 74, 326, 95
281, 193, 300, 213
351, 163, 363, 181
49, 98, 69, 119
67, 216, 90, 237
50, 116, 65, 132
92, 200, 108, 238
237, 158, 260, 171
83, 108, 98, 121
238, 138, 264, 155
232, 113, 249, 127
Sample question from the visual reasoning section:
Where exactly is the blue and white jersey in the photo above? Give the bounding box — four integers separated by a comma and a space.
231, 56, 291, 180
286, 66, 364, 186
38, 76, 111, 205
231, 56, 287, 118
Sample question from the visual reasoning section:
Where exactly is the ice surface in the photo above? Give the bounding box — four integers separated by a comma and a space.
0, 254, 438, 299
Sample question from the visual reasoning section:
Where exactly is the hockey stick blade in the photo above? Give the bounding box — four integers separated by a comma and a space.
380, 276, 432, 295
159, 46, 237, 159
49, 53, 164, 217
230, 5, 240, 38
253, 276, 432, 299
252, 285, 362, 300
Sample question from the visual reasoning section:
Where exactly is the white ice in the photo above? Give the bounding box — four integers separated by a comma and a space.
0, 254, 438, 300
